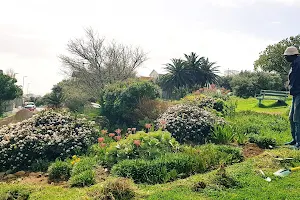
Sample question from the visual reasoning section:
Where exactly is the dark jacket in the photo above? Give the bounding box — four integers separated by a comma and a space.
289, 56, 300, 96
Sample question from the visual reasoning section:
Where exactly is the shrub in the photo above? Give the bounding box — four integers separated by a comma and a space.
212, 125, 235, 144
29, 159, 50, 172
112, 144, 243, 184
105, 131, 179, 167
182, 144, 243, 167
48, 160, 72, 182
0, 187, 31, 200
71, 157, 97, 176
182, 94, 225, 113
111, 153, 203, 184
100, 79, 161, 126
230, 71, 283, 98
69, 169, 96, 187
213, 99, 225, 112
0, 110, 98, 172
133, 98, 170, 127
157, 104, 224, 144
87, 178, 136, 200
249, 134, 277, 149
68, 157, 97, 187
102, 178, 136, 200
194, 84, 230, 100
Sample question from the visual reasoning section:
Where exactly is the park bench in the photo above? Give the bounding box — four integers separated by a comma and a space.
255, 90, 289, 105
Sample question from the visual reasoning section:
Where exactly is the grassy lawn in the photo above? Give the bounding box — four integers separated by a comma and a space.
233, 97, 292, 115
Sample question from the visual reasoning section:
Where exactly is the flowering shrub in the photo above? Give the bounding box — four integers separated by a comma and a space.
157, 104, 224, 144
194, 84, 230, 100
0, 110, 98, 172
104, 131, 180, 167
182, 94, 226, 113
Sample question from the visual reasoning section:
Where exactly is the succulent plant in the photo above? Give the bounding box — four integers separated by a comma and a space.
0, 110, 98, 172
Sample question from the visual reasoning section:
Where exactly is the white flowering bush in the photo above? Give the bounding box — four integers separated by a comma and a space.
157, 104, 224, 144
0, 110, 98, 172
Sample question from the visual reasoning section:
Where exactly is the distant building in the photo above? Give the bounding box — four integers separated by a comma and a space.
139, 70, 165, 81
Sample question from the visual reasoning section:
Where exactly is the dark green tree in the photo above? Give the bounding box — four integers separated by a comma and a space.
200, 57, 220, 85
158, 52, 220, 99
230, 71, 283, 98
159, 59, 195, 90
0, 73, 22, 115
46, 85, 64, 108
254, 35, 300, 85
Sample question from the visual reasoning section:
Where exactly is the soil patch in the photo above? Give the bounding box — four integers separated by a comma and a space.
0, 172, 67, 186
243, 143, 264, 158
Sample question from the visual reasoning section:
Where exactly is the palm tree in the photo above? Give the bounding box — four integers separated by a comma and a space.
159, 59, 195, 90
183, 52, 205, 85
200, 57, 220, 86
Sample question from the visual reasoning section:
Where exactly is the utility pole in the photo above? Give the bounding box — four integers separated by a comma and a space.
27, 83, 30, 95
22, 76, 27, 94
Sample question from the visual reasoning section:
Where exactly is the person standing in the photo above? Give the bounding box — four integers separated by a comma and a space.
284, 46, 300, 148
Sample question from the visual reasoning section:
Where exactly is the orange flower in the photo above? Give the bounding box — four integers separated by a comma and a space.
101, 130, 108, 135
98, 137, 105, 143
133, 140, 141, 147
145, 124, 152, 129
115, 129, 122, 135
114, 136, 121, 141
99, 143, 106, 148
108, 133, 115, 137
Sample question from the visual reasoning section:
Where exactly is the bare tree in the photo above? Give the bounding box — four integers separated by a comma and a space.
59, 28, 147, 97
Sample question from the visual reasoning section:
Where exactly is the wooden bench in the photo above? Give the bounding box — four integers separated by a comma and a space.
255, 90, 289, 105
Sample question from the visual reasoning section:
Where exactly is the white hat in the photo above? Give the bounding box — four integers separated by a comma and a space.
284, 46, 299, 56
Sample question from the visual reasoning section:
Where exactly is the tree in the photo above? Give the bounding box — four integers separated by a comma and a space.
230, 71, 283, 98
200, 57, 220, 85
100, 79, 161, 126
59, 28, 147, 97
254, 35, 300, 78
159, 59, 194, 90
218, 75, 233, 91
46, 85, 64, 108
57, 79, 89, 113
158, 52, 220, 99
184, 52, 204, 85
0, 73, 22, 115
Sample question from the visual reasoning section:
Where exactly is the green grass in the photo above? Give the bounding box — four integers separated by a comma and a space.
141, 148, 300, 200
2, 148, 300, 200
233, 97, 292, 115
225, 111, 291, 145
0, 183, 88, 200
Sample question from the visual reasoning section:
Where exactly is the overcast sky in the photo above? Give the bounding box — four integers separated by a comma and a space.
1, 0, 300, 95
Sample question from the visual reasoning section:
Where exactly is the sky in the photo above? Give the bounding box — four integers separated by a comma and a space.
1, 0, 300, 95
